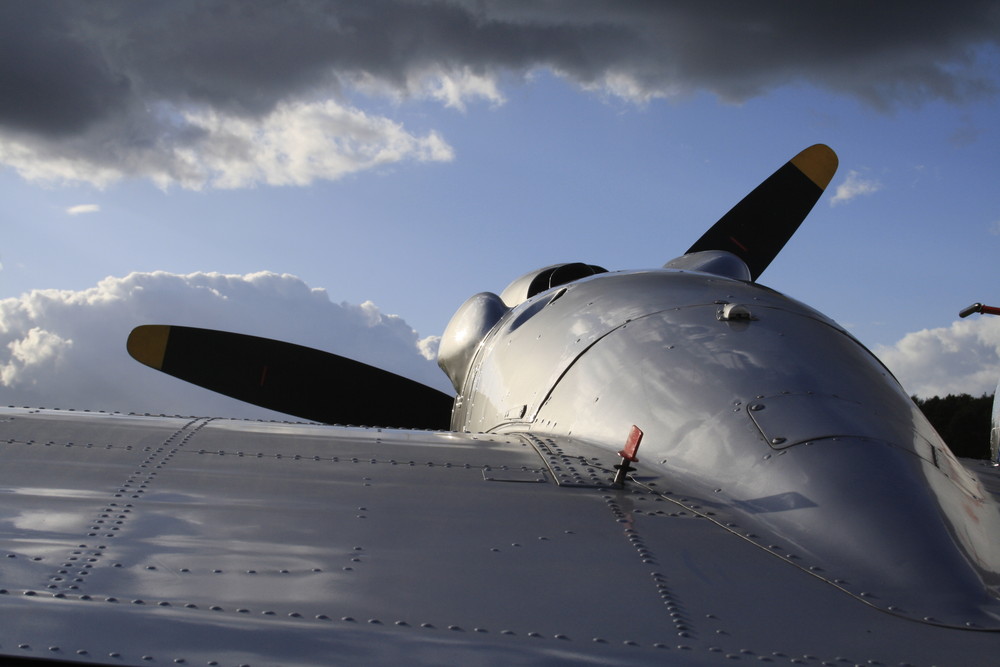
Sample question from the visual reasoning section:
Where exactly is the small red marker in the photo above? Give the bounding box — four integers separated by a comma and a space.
728, 235, 750, 253
613, 425, 643, 485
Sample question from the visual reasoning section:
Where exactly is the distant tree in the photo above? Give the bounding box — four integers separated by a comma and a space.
913, 394, 993, 460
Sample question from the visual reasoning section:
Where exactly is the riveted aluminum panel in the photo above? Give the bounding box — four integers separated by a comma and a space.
455, 269, 852, 433
747, 393, 903, 448
599, 483, 1000, 666
2, 408, 1000, 666
0, 409, 707, 665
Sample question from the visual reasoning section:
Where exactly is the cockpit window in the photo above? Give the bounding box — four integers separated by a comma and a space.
501, 263, 607, 306
528, 263, 607, 299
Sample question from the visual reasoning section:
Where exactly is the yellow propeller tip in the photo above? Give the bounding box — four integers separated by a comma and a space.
127, 325, 170, 370
791, 144, 839, 190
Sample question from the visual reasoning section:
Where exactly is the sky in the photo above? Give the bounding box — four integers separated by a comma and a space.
1, 1, 1000, 418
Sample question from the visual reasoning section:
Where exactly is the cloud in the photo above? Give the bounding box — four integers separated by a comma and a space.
1, 99, 454, 190
0, 327, 72, 387
830, 170, 882, 206
0, 1, 997, 189
874, 317, 1000, 398
0, 271, 451, 419
66, 204, 100, 216
420, 68, 506, 112
173, 100, 453, 189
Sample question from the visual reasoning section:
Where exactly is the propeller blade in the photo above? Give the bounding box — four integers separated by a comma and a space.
685, 144, 838, 281
127, 325, 454, 430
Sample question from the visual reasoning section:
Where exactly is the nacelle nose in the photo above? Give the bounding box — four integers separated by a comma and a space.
488, 270, 1000, 628
438, 292, 508, 393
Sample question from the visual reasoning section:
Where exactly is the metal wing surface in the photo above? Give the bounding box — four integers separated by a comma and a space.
0, 407, 997, 666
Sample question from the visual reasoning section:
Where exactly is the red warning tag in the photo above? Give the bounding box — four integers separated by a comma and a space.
618, 425, 643, 462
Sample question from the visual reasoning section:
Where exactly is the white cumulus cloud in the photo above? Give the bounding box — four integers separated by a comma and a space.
0, 271, 451, 418
66, 204, 100, 215
169, 100, 454, 189
420, 68, 507, 111
3, 100, 454, 190
0, 327, 72, 387
830, 170, 882, 206
874, 317, 1000, 398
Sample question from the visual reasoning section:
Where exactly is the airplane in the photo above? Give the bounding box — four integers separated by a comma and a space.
960, 303, 1000, 465
1, 144, 999, 666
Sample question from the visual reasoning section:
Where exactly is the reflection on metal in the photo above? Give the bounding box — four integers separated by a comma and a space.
4, 406, 997, 665
452, 267, 1000, 634
747, 393, 905, 450
734, 491, 818, 514
438, 292, 508, 392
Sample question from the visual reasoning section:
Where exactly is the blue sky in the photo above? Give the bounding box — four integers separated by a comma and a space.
6, 75, 998, 344
1, 2, 999, 414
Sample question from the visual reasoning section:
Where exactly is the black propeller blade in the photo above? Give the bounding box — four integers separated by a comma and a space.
686, 144, 838, 281
127, 325, 454, 429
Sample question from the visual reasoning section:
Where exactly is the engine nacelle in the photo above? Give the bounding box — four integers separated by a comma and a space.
452, 267, 1000, 630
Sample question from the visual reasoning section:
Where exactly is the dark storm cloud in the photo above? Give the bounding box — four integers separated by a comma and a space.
0, 3, 131, 136
2, 0, 997, 186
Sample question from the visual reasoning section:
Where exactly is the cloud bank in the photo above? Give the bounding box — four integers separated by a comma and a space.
875, 317, 1000, 398
1, 1, 997, 189
0, 271, 449, 419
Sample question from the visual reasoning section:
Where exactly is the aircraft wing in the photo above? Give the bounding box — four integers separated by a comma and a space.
1, 407, 998, 666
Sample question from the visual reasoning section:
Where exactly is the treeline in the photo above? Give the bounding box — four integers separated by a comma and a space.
913, 393, 994, 460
